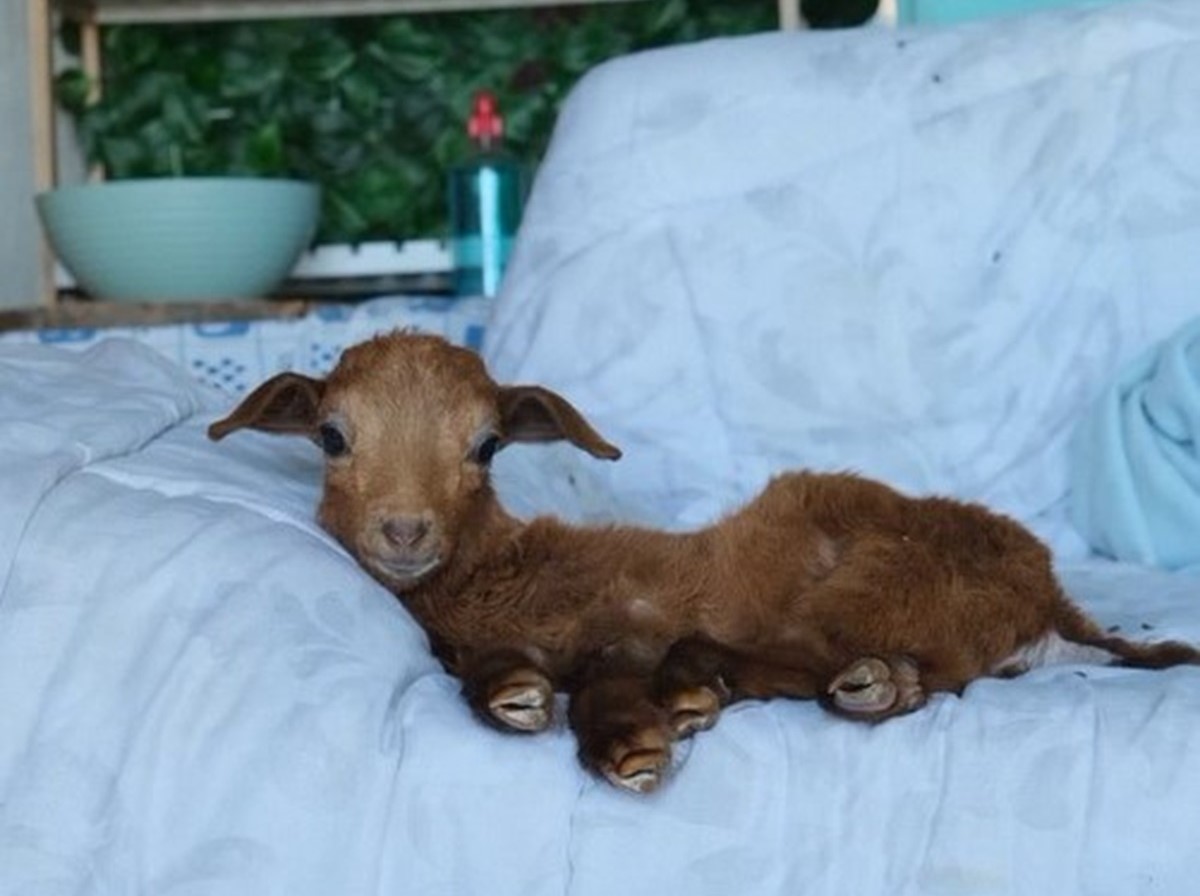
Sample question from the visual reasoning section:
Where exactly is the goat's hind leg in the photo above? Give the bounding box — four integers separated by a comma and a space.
653, 636, 831, 735
824, 655, 927, 721
656, 637, 928, 726
652, 637, 736, 738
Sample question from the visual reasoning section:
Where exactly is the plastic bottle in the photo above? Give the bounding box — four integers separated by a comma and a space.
448, 91, 527, 297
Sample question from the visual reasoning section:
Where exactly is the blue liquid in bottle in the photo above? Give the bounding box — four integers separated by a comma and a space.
448, 92, 527, 297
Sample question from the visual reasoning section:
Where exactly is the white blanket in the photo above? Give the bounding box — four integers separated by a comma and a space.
0, 342, 583, 895
2, 341, 1200, 896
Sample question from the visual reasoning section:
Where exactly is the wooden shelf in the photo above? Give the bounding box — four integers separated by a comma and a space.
56, 0, 646, 24
30, 0, 662, 310
0, 297, 313, 332
25, 0, 800, 311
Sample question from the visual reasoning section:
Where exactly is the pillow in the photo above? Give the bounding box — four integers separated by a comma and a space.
486, 2, 1200, 534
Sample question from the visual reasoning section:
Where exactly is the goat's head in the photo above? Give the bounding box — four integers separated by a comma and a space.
208, 331, 620, 590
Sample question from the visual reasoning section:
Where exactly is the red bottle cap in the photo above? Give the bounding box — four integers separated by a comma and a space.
468, 90, 504, 148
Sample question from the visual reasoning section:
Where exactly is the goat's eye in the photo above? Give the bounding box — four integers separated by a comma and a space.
472, 435, 501, 466
318, 423, 348, 458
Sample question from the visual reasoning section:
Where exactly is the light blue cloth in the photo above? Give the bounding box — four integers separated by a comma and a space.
1071, 318, 1200, 569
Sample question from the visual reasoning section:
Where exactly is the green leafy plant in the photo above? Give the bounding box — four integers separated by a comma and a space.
55, 0, 871, 244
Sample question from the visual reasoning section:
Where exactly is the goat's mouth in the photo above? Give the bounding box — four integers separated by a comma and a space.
370, 554, 442, 588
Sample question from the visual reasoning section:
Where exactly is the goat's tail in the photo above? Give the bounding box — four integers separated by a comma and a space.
1054, 598, 1200, 669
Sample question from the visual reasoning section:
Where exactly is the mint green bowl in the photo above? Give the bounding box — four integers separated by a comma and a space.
36, 178, 320, 302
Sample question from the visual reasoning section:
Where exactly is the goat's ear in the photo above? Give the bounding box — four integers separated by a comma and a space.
207, 372, 326, 441
499, 385, 621, 460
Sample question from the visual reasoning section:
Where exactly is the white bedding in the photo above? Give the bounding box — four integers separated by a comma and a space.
2, 341, 1200, 896
0, 342, 582, 895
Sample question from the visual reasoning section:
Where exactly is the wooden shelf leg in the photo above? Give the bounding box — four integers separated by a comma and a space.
27, 0, 57, 306
778, 0, 802, 29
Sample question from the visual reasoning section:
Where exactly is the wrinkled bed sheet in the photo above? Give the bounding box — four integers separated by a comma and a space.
1071, 316, 1200, 570
2, 342, 1200, 896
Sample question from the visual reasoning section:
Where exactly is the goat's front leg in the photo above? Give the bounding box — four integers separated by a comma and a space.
567, 656, 675, 795
458, 648, 556, 734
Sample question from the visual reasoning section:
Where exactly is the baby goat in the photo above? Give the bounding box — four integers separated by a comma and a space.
210, 331, 1200, 793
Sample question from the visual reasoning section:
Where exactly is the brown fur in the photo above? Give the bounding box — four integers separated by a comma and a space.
210, 331, 1200, 793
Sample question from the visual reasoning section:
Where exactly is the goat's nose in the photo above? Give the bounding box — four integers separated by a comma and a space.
381, 516, 431, 549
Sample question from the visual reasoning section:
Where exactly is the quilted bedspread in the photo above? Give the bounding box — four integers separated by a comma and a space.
2, 340, 1199, 895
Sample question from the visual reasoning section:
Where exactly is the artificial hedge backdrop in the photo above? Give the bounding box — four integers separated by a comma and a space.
56, 0, 876, 245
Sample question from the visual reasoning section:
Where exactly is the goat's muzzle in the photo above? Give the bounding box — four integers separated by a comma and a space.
383, 516, 431, 550
363, 511, 443, 589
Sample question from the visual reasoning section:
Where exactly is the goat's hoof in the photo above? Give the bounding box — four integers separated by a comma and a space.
488, 672, 554, 733
598, 728, 672, 795
666, 686, 723, 739
828, 656, 925, 719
